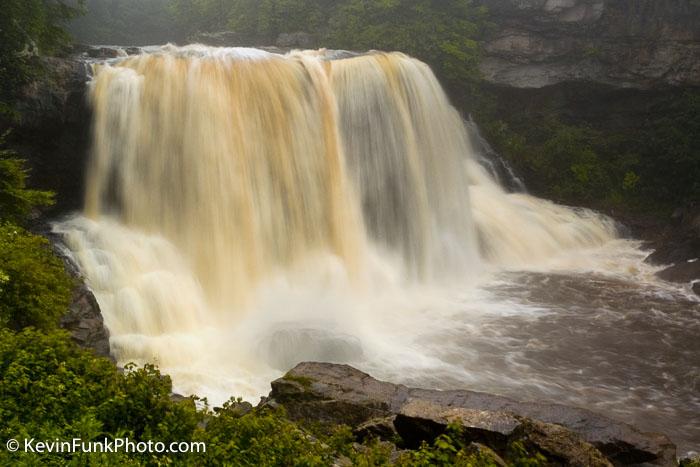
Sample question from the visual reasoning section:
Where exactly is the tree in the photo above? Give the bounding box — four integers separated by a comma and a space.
0, 0, 85, 118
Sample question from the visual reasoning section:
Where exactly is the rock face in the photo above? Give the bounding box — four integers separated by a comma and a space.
190, 30, 319, 51
476, 0, 700, 89
268, 362, 677, 466
645, 205, 700, 293
1, 55, 92, 213
60, 281, 111, 359
50, 237, 111, 359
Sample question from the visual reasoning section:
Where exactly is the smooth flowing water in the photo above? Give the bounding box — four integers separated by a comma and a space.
55, 45, 699, 454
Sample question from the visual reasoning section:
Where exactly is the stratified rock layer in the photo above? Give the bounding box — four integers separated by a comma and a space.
476, 0, 700, 89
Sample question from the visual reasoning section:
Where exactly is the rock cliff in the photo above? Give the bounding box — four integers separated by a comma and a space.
476, 0, 700, 89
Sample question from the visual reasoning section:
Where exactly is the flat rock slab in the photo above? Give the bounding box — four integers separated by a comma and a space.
269, 362, 676, 466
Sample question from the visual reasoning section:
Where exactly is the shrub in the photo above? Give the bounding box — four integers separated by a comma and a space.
0, 328, 201, 465
0, 223, 73, 331
0, 131, 54, 224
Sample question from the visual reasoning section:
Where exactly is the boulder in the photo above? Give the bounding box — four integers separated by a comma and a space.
59, 282, 111, 359
50, 236, 111, 359
268, 362, 677, 466
395, 401, 521, 450
85, 46, 123, 59
646, 205, 700, 291
511, 419, 613, 467
276, 32, 317, 49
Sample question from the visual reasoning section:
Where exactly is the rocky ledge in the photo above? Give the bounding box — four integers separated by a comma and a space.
475, 0, 700, 89
46, 230, 112, 359
643, 205, 700, 295
265, 362, 677, 466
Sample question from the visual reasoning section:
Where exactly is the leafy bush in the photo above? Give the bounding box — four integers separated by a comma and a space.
1, 131, 55, 223
398, 424, 546, 466
1, 327, 553, 465
0, 224, 73, 331
0, 328, 201, 465
200, 400, 335, 466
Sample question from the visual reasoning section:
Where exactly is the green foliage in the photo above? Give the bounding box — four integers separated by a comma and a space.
98, 363, 201, 443
0, 224, 73, 331
0, 0, 85, 118
0, 328, 201, 465
167, 0, 486, 87
0, 326, 553, 465
200, 401, 333, 465
478, 88, 700, 214
0, 131, 55, 223
398, 424, 547, 466
325, 0, 486, 85
70, 0, 181, 46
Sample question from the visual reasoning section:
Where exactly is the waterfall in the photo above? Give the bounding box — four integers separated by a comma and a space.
54, 45, 619, 400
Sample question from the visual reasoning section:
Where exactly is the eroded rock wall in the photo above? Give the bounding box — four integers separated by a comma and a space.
476, 0, 700, 88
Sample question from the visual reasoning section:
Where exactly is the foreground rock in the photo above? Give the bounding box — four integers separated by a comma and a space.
268, 362, 676, 466
644, 205, 700, 294
48, 235, 111, 359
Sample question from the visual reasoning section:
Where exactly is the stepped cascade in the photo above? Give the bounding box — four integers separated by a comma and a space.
56, 44, 623, 400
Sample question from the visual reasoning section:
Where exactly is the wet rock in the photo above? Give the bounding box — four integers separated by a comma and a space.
353, 416, 399, 442
511, 419, 613, 467
59, 282, 111, 359
86, 46, 123, 59
680, 454, 700, 466
1, 55, 91, 213
396, 400, 521, 450
276, 32, 317, 49
189, 31, 270, 48
49, 237, 111, 359
657, 260, 700, 285
268, 362, 677, 466
646, 205, 700, 289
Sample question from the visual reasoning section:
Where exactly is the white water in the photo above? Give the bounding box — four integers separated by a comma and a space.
54, 45, 699, 452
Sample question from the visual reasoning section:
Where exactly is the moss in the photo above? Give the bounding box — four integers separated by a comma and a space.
283, 373, 315, 389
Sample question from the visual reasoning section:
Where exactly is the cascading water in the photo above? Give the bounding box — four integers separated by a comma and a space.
55, 45, 699, 453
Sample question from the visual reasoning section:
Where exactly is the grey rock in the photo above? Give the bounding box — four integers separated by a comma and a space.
59, 282, 111, 359
189, 31, 269, 48
396, 400, 521, 450
475, 0, 700, 89
268, 362, 677, 466
646, 205, 700, 287
50, 237, 111, 359
2, 55, 92, 213
276, 32, 317, 49
86, 46, 123, 59
353, 416, 399, 442
511, 419, 613, 467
